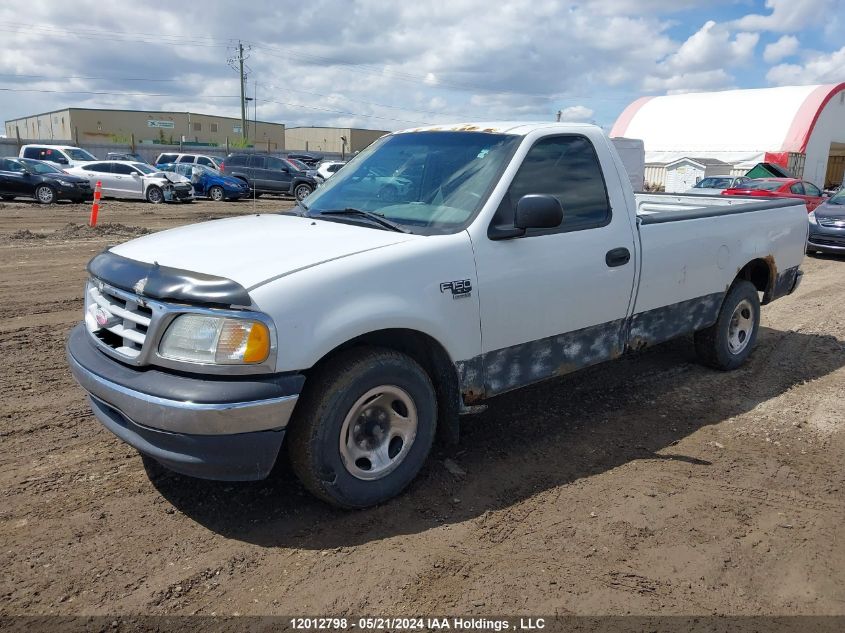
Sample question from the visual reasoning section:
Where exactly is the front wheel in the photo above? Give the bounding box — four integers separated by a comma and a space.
209, 185, 225, 202
287, 348, 437, 508
35, 185, 56, 204
294, 183, 313, 202
694, 280, 760, 370
146, 186, 164, 204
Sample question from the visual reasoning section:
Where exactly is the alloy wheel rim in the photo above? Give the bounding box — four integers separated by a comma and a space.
37, 187, 53, 203
728, 298, 754, 354
338, 385, 418, 481
148, 188, 163, 203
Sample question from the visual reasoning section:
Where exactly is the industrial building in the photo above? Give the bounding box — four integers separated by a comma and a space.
4, 108, 286, 149
611, 83, 845, 191
284, 126, 388, 156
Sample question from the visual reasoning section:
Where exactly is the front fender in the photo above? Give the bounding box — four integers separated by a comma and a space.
249, 231, 481, 374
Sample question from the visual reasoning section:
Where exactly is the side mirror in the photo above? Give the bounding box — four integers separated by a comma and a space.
488, 194, 564, 240
515, 194, 563, 230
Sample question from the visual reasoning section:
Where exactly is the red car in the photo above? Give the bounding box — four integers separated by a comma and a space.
721, 178, 824, 212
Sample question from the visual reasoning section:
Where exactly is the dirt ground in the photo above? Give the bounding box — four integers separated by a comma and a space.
0, 195, 843, 619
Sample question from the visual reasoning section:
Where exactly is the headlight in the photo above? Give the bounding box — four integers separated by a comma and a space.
57, 179, 73, 186
159, 314, 271, 364
808, 211, 817, 224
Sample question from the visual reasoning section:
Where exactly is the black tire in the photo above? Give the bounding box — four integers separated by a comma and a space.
287, 347, 437, 509
35, 185, 56, 205
694, 280, 760, 370
146, 185, 164, 204
294, 183, 313, 202
209, 185, 225, 202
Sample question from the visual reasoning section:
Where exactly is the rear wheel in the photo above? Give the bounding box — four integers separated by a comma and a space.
294, 183, 313, 202
209, 185, 225, 202
694, 280, 760, 370
146, 186, 164, 204
35, 185, 56, 204
287, 347, 437, 508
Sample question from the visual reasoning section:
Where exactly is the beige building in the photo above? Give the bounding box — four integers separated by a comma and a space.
5, 108, 286, 150
285, 127, 389, 156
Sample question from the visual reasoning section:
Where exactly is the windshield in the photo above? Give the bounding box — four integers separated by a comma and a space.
132, 163, 157, 174
302, 131, 521, 234
828, 188, 845, 205
20, 159, 64, 174
695, 177, 732, 189
66, 148, 97, 161
737, 180, 784, 191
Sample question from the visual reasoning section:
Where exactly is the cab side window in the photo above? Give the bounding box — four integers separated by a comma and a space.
23, 147, 44, 160
790, 182, 805, 195
112, 163, 134, 175
496, 135, 611, 234
86, 163, 112, 173
196, 156, 215, 167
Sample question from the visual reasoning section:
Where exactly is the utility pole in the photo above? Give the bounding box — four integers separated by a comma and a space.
238, 41, 247, 142
556, 110, 562, 122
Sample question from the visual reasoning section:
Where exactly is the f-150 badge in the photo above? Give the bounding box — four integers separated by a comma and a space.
440, 279, 472, 299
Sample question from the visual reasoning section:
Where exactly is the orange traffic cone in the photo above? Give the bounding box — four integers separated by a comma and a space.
89, 181, 102, 227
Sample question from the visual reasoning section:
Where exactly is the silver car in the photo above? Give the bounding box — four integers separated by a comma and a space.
808, 188, 845, 255
686, 175, 750, 196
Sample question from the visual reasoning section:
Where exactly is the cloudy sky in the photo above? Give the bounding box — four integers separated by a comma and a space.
0, 0, 842, 134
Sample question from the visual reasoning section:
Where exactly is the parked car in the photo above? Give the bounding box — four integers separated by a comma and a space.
220, 153, 318, 201
0, 157, 93, 204
316, 161, 346, 180
19, 144, 97, 168
107, 152, 149, 164
807, 187, 845, 255
686, 175, 750, 195
67, 122, 808, 508
286, 152, 323, 167
158, 163, 250, 201
721, 178, 825, 211
154, 152, 221, 170
284, 158, 324, 184
66, 161, 193, 203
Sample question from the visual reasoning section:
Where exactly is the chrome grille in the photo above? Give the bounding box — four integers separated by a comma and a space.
817, 216, 845, 228
85, 282, 152, 359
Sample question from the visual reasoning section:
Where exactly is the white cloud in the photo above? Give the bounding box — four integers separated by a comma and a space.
763, 35, 800, 63
766, 46, 845, 85
732, 0, 835, 33
643, 21, 757, 93
558, 105, 594, 122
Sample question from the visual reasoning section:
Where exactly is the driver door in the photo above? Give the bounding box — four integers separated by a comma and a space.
471, 134, 637, 396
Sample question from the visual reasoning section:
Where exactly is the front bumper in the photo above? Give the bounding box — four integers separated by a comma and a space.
808, 230, 845, 255
57, 183, 93, 201
66, 324, 304, 480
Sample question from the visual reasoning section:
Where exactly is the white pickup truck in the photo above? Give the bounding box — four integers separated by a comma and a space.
67, 122, 808, 508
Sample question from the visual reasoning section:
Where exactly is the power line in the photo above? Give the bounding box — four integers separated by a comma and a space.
0, 73, 180, 82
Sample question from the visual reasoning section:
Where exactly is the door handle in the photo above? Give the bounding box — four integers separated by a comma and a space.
605, 247, 631, 267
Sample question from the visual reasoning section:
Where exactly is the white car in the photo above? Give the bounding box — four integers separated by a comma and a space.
686, 175, 750, 195
154, 152, 221, 170
316, 161, 346, 180
66, 161, 194, 203
20, 144, 98, 168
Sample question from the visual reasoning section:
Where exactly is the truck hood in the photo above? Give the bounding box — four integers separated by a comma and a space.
109, 214, 420, 290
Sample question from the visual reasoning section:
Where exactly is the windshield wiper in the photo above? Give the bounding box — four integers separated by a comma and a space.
318, 208, 410, 233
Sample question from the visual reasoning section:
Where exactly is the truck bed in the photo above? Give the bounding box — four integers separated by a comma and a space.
627, 192, 808, 349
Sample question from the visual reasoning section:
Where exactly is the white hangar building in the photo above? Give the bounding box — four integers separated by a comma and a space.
610, 83, 845, 190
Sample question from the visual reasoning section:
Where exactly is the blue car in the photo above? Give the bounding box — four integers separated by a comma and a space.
157, 163, 249, 201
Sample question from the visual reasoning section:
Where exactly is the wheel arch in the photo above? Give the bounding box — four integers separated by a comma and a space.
736, 257, 776, 304
306, 328, 462, 445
